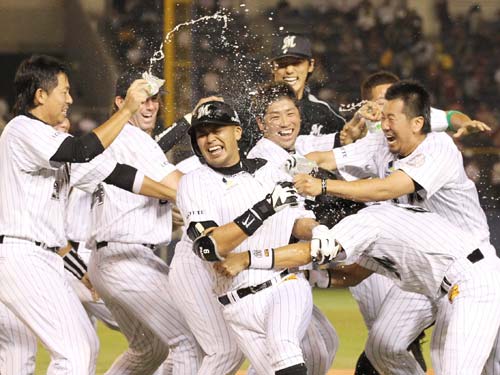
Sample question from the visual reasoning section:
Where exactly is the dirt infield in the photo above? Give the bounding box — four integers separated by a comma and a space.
237, 371, 435, 375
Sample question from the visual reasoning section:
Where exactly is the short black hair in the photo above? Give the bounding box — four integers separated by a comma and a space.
13, 55, 69, 116
385, 80, 431, 133
361, 71, 399, 100
252, 81, 299, 120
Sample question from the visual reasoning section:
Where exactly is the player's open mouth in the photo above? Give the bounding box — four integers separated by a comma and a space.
283, 77, 298, 85
385, 134, 396, 144
278, 129, 294, 137
208, 145, 223, 156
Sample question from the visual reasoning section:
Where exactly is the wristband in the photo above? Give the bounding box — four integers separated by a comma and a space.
63, 248, 88, 280
248, 248, 275, 269
132, 171, 145, 194
446, 110, 463, 132
321, 178, 327, 195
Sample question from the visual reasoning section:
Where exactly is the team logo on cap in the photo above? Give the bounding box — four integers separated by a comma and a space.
196, 104, 212, 119
281, 36, 296, 54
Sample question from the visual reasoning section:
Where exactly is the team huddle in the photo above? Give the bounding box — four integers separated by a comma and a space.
0, 34, 497, 375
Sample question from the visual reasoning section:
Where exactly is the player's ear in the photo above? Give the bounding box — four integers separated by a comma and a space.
34, 88, 47, 106
234, 125, 242, 141
256, 117, 265, 132
114, 96, 125, 109
411, 115, 424, 134
308, 59, 315, 73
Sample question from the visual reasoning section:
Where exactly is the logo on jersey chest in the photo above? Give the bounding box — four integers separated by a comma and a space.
310, 123, 324, 136
91, 183, 105, 208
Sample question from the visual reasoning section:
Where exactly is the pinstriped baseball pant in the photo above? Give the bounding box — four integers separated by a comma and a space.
0, 244, 99, 375
89, 243, 203, 375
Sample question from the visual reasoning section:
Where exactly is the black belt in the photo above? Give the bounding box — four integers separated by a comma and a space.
441, 249, 484, 293
0, 235, 59, 252
96, 241, 157, 251
218, 269, 289, 306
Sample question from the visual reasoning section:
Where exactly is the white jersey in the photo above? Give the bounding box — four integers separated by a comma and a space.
72, 123, 176, 246
247, 134, 337, 165
331, 203, 480, 299
0, 115, 72, 247
176, 161, 314, 294
65, 188, 92, 242
333, 131, 491, 248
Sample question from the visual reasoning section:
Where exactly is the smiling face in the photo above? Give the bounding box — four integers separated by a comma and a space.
271, 57, 315, 99
33, 73, 73, 125
257, 97, 301, 150
115, 94, 159, 135
381, 98, 425, 157
196, 124, 242, 168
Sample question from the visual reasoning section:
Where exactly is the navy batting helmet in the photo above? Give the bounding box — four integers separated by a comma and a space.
188, 101, 241, 157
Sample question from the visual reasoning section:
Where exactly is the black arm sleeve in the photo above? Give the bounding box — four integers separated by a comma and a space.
155, 117, 190, 153
50, 132, 105, 163
103, 163, 138, 192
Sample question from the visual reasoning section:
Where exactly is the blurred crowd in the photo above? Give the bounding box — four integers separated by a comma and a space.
4, 0, 497, 205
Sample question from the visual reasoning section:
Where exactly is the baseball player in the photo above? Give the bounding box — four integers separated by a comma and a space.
174, 100, 317, 375
0, 55, 151, 374
239, 33, 346, 155
216, 202, 500, 375
247, 81, 341, 374
72, 68, 203, 375
291, 80, 497, 374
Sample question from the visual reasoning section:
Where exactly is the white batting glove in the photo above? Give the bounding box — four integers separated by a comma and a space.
266, 181, 299, 213
310, 225, 341, 264
283, 155, 318, 177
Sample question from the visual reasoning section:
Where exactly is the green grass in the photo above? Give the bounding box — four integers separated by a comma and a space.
35, 288, 432, 374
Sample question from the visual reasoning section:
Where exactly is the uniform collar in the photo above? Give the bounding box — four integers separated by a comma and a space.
209, 158, 267, 176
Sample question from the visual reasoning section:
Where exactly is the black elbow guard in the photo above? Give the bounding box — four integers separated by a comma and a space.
192, 234, 224, 262
104, 163, 137, 192
51, 132, 105, 163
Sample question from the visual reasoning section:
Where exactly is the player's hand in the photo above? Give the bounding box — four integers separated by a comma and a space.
171, 205, 184, 229
293, 174, 322, 197
123, 79, 152, 113
283, 155, 318, 176
356, 101, 382, 122
453, 120, 492, 139
213, 252, 250, 277
266, 181, 299, 212
310, 225, 341, 264
192, 96, 224, 117
81, 273, 100, 302
340, 116, 367, 145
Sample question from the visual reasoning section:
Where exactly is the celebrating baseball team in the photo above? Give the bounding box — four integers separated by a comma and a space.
0, 32, 498, 375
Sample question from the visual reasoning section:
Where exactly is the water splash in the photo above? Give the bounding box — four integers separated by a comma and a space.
148, 10, 231, 73
339, 100, 367, 113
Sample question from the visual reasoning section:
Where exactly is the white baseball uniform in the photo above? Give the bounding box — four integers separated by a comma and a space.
72, 123, 203, 375
327, 203, 500, 375
65, 188, 119, 330
0, 114, 102, 375
333, 130, 497, 374
248, 135, 339, 374
176, 160, 314, 374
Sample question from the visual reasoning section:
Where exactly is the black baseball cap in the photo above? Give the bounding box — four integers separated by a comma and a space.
188, 101, 241, 156
271, 34, 312, 61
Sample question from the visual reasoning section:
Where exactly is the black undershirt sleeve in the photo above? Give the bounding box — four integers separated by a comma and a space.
155, 116, 190, 153
103, 163, 138, 192
50, 132, 105, 163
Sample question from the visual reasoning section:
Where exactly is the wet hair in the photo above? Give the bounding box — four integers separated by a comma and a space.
361, 71, 399, 100
13, 55, 69, 116
385, 80, 431, 133
252, 81, 299, 120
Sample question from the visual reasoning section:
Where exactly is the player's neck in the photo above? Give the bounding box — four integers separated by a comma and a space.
29, 108, 54, 126
399, 133, 426, 158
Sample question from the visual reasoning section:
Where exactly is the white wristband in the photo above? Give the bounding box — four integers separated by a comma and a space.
132, 171, 145, 194
248, 248, 274, 269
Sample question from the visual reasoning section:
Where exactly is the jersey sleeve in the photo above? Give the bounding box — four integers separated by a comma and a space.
332, 132, 383, 181
295, 133, 337, 154
430, 107, 448, 132
395, 134, 459, 199
9, 117, 71, 172
177, 172, 220, 226
328, 212, 380, 262
69, 149, 118, 193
